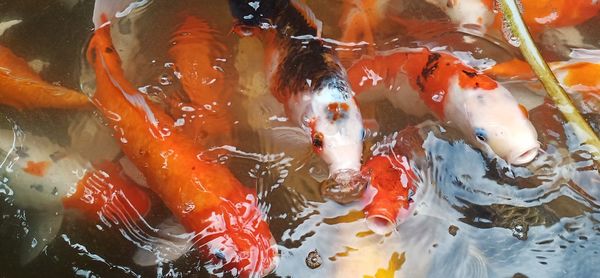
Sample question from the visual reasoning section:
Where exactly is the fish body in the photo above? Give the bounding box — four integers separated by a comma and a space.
347, 48, 539, 165
168, 16, 234, 146
229, 0, 367, 203
361, 153, 416, 235
0, 128, 151, 263
0, 45, 90, 110
86, 20, 276, 276
426, 0, 600, 34
487, 53, 600, 114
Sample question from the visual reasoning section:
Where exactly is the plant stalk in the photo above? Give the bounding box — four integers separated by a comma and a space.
497, 0, 600, 161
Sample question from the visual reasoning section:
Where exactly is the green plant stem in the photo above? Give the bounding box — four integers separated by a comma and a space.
497, 0, 600, 161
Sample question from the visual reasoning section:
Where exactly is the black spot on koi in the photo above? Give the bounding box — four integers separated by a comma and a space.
421, 53, 441, 80
462, 70, 478, 78
30, 184, 44, 192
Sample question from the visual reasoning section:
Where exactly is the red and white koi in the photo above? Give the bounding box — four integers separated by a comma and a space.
347, 47, 540, 165
229, 0, 367, 203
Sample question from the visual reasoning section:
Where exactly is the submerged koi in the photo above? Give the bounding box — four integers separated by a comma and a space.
0, 45, 90, 110
427, 0, 600, 35
167, 16, 234, 146
86, 20, 276, 276
486, 51, 600, 114
0, 128, 151, 264
347, 47, 539, 165
229, 0, 367, 204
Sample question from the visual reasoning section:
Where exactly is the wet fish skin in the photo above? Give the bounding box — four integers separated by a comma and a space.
86, 19, 277, 277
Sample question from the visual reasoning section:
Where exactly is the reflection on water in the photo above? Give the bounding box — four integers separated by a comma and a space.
1, 0, 599, 277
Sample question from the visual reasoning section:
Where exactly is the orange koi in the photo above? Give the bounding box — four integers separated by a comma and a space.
87, 19, 276, 276
361, 125, 422, 235
62, 161, 152, 222
362, 155, 415, 234
0, 45, 90, 110
167, 16, 234, 145
347, 47, 539, 165
487, 54, 600, 114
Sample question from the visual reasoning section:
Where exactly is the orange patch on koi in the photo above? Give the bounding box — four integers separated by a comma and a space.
23, 160, 50, 177
327, 102, 350, 122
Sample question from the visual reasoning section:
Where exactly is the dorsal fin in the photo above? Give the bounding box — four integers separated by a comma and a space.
290, 0, 323, 37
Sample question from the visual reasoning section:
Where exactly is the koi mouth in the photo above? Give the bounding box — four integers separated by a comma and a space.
509, 146, 539, 165
320, 169, 368, 204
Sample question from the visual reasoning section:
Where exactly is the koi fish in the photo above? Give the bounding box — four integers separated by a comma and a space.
360, 125, 425, 235
347, 47, 540, 165
486, 50, 600, 115
427, 0, 600, 35
86, 19, 277, 276
0, 127, 151, 264
0, 45, 90, 110
338, 0, 390, 55
167, 16, 234, 146
229, 0, 367, 204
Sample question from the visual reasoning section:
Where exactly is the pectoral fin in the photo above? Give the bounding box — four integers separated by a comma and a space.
20, 207, 64, 265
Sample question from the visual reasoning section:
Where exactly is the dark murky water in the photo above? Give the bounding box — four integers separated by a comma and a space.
1, 0, 599, 277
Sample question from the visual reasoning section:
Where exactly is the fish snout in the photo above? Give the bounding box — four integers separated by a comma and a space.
320, 169, 368, 204
507, 143, 539, 165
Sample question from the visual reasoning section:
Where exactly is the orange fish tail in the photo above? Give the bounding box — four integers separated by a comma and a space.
62, 161, 151, 222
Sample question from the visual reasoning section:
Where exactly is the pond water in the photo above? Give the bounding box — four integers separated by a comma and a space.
1, 0, 599, 277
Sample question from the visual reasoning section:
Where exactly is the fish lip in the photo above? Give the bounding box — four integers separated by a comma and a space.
365, 215, 395, 235
508, 144, 539, 165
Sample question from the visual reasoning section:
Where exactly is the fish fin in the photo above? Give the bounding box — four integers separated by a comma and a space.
0, 19, 22, 37
568, 48, 600, 62
118, 156, 148, 188
133, 217, 194, 266
290, 0, 323, 37
259, 126, 311, 154
20, 207, 64, 265
484, 58, 534, 80
67, 113, 120, 162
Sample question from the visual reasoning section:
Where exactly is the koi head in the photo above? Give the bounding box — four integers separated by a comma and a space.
197, 194, 278, 277
447, 77, 539, 165
301, 85, 367, 203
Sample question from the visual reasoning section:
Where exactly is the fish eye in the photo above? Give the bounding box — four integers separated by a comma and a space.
214, 250, 226, 261
474, 128, 487, 142
312, 131, 324, 150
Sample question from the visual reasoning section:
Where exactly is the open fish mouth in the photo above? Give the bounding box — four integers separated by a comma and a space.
320, 169, 368, 204
508, 144, 540, 165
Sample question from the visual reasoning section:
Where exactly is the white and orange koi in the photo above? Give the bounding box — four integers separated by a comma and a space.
347, 47, 540, 165
0, 127, 151, 264
229, 0, 367, 203
427, 0, 600, 35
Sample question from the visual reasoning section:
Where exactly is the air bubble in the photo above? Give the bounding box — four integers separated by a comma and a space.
159, 73, 173, 86
501, 19, 521, 47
